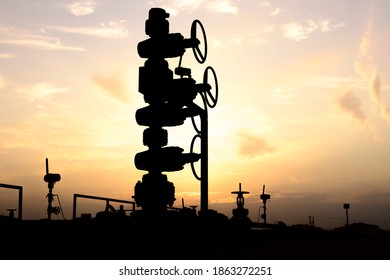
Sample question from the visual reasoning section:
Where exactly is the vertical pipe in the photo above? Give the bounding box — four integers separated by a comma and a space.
18, 187, 23, 220
73, 194, 77, 220
46, 158, 49, 175
47, 190, 52, 220
200, 109, 208, 212
346, 208, 349, 226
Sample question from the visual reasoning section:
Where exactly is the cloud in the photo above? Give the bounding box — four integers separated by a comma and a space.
210, 38, 223, 48
0, 25, 84, 51
0, 53, 14, 59
175, 191, 201, 197
282, 20, 318, 41
270, 8, 282, 17
262, 25, 275, 33
381, 103, 390, 124
335, 90, 366, 123
67, 0, 96, 16
259, 1, 271, 8
46, 21, 128, 39
370, 70, 381, 103
151, 0, 203, 16
16, 82, 69, 101
282, 19, 345, 42
211, 33, 269, 48
367, 123, 385, 144
92, 71, 130, 103
205, 0, 238, 15
152, 0, 238, 16
355, 25, 376, 77
227, 36, 243, 46
258, 1, 282, 17
331, 23, 387, 142
354, 23, 382, 104
237, 131, 277, 158
353, 22, 390, 130
320, 20, 345, 32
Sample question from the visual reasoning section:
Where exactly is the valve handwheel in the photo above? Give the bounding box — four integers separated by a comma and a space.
191, 20, 207, 64
203, 66, 218, 108
190, 134, 202, 181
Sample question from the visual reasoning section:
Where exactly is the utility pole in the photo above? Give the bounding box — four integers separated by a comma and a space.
343, 203, 350, 226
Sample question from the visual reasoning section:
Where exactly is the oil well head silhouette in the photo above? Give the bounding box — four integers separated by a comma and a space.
133, 7, 218, 218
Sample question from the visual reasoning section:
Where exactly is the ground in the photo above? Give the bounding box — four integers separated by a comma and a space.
1, 216, 389, 260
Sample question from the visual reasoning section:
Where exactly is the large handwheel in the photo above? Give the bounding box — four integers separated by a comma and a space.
191, 20, 207, 64
203, 66, 218, 108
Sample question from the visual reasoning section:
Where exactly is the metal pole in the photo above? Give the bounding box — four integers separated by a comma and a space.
343, 203, 350, 226
18, 187, 23, 220
46, 158, 49, 174
45, 157, 52, 220
47, 187, 53, 220
73, 194, 77, 220
200, 109, 208, 212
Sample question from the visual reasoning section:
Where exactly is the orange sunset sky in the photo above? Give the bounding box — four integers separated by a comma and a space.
1, 0, 390, 229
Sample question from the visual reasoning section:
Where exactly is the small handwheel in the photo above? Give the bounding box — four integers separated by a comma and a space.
190, 134, 201, 181
191, 20, 207, 64
203, 66, 218, 108
190, 93, 207, 134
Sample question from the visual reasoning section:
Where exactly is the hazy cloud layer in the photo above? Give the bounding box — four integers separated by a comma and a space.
92, 71, 130, 103
237, 131, 277, 157
46, 21, 129, 39
335, 90, 365, 123
15, 82, 69, 101
0, 53, 14, 59
0, 25, 84, 51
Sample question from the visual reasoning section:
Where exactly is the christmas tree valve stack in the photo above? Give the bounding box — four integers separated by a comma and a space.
133, 8, 218, 218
